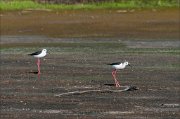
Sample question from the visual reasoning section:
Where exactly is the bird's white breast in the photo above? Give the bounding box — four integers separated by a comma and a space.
34, 51, 46, 58
112, 64, 126, 69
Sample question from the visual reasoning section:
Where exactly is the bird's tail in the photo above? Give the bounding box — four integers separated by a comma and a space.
28, 53, 33, 56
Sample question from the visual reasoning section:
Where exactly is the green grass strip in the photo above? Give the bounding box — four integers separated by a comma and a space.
0, 0, 179, 11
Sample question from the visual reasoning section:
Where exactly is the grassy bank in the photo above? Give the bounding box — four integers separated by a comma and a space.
0, 0, 179, 11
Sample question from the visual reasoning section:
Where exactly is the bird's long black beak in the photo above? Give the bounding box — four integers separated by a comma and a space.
129, 63, 133, 71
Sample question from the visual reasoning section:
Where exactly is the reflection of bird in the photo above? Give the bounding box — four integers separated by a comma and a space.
108, 61, 131, 87
29, 49, 47, 75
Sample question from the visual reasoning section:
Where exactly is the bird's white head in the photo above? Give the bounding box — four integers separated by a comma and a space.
42, 49, 47, 53
124, 61, 129, 66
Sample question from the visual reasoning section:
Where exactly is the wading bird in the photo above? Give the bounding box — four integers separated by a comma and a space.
108, 61, 131, 87
29, 49, 47, 75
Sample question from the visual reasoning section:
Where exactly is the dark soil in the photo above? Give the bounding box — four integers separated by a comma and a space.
0, 9, 180, 119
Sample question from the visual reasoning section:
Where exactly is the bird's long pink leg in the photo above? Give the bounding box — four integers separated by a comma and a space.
36, 58, 41, 75
112, 69, 120, 87
114, 70, 120, 87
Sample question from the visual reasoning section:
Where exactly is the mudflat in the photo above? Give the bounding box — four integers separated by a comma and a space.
0, 9, 180, 119
1, 9, 179, 39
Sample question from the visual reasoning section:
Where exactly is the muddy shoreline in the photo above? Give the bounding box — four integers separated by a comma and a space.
1, 9, 180, 119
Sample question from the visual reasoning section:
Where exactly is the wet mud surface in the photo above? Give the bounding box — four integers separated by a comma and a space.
1, 9, 179, 39
0, 9, 180, 119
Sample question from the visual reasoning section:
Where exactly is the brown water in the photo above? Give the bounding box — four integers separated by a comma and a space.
1, 9, 179, 39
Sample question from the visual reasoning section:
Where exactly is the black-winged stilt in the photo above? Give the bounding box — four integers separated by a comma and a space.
29, 49, 47, 75
108, 61, 131, 87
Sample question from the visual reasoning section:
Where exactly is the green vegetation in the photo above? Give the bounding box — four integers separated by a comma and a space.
0, 0, 179, 11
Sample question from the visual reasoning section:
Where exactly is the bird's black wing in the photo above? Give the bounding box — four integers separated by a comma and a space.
107, 62, 121, 65
28, 50, 42, 56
